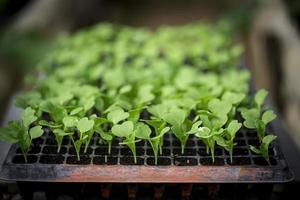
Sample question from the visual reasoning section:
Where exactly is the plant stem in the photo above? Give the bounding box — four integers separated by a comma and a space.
108, 141, 112, 155
57, 145, 61, 153
181, 144, 185, 154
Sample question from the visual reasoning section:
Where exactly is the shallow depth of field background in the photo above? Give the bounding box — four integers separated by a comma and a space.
0, 0, 299, 168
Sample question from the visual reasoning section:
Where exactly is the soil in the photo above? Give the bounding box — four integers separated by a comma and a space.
246, 131, 258, 138
106, 156, 118, 165
66, 156, 91, 165
120, 157, 144, 165
42, 146, 67, 154
235, 139, 246, 146
93, 156, 118, 165
136, 140, 146, 147
39, 155, 64, 164
68, 147, 93, 155
248, 139, 260, 146
174, 157, 198, 166
16, 146, 41, 154
147, 157, 171, 166
93, 156, 105, 165
95, 147, 119, 156
173, 148, 196, 156
200, 157, 225, 166
32, 137, 44, 146
120, 148, 144, 156
224, 148, 249, 156
198, 148, 223, 156
227, 157, 251, 165
253, 157, 277, 166
46, 137, 69, 145
146, 148, 170, 156
162, 140, 171, 146
12, 155, 38, 164
172, 139, 195, 147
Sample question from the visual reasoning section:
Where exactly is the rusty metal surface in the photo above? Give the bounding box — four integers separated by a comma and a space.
0, 124, 294, 183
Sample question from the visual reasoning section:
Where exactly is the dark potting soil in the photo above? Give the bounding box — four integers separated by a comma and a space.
95, 147, 118, 156
146, 148, 170, 156
120, 148, 144, 156
66, 156, 91, 165
39, 155, 65, 164
198, 148, 223, 156
42, 146, 67, 154
253, 157, 277, 166
12, 155, 38, 164
173, 148, 197, 156
147, 157, 171, 166
120, 157, 144, 165
93, 156, 118, 165
68, 147, 93, 155
200, 157, 225, 166
174, 157, 198, 166
16, 146, 41, 154
224, 148, 249, 156
227, 157, 251, 165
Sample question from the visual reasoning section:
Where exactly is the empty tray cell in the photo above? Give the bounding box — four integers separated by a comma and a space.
146, 148, 170, 156
42, 146, 67, 154
120, 148, 144, 156
12, 155, 38, 164
69, 147, 93, 155
66, 156, 91, 165
253, 157, 277, 166
227, 157, 251, 165
200, 157, 225, 166
16, 146, 41, 154
40, 155, 65, 164
173, 148, 197, 156
95, 147, 119, 156
147, 157, 172, 166
174, 157, 198, 166
120, 157, 144, 165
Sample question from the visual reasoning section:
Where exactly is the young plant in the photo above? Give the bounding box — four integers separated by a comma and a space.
162, 108, 188, 153
135, 122, 170, 164
187, 120, 224, 162
250, 135, 277, 164
111, 120, 140, 163
0, 107, 43, 162
215, 120, 242, 163
145, 104, 169, 154
72, 117, 95, 160
240, 89, 277, 141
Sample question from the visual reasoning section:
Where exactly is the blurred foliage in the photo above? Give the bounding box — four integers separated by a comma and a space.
0, 31, 55, 70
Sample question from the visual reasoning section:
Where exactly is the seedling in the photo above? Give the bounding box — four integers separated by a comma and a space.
111, 121, 140, 163
240, 89, 277, 141
250, 135, 277, 164
72, 117, 95, 160
0, 107, 43, 162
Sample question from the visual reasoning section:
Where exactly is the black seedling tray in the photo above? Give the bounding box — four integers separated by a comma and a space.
0, 122, 294, 183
